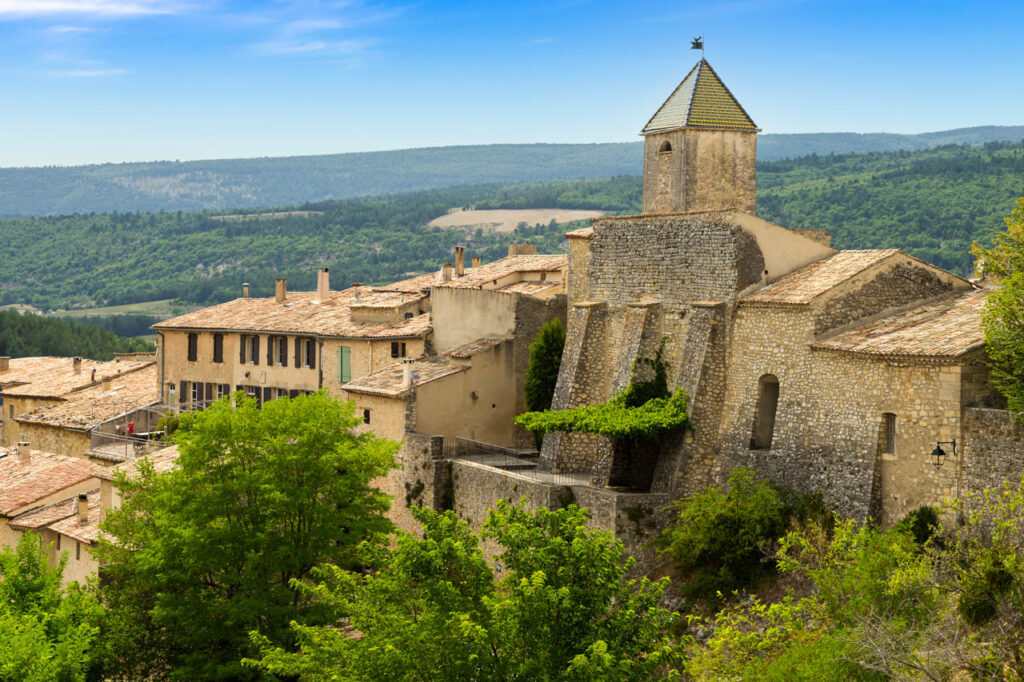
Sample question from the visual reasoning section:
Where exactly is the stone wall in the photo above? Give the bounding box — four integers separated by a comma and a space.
379, 429, 446, 536
963, 407, 1024, 499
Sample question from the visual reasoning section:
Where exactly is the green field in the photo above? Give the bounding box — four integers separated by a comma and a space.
53, 299, 197, 319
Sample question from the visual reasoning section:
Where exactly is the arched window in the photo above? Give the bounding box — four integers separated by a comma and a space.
659, 140, 673, 153
750, 374, 780, 450
881, 413, 896, 453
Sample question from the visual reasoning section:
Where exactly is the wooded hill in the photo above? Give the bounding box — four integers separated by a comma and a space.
1, 126, 1022, 216
0, 310, 155, 359
0, 141, 1021, 311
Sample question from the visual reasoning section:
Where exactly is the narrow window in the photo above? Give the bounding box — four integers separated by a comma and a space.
218, 383, 230, 399
278, 337, 288, 366
750, 374, 780, 451
267, 336, 275, 365
57, 535, 61, 551
76, 541, 81, 561
404, 312, 414, 319
401, 342, 407, 357
239, 334, 247, 363
883, 413, 896, 453
191, 382, 201, 409
659, 140, 672, 153
391, 342, 400, 358
187, 333, 198, 362
250, 335, 260, 365
363, 409, 371, 424
213, 334, 224, 363
338, 346, 351, 383
305, 338, 316, 369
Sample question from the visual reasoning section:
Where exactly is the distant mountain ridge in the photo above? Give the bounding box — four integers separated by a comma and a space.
1, 125, 1022, 216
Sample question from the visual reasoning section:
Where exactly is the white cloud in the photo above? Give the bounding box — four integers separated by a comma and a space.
49, 66, 130, 76
252, 37, 372, 55
46, 24, 96, 32
0, 0, 182, 17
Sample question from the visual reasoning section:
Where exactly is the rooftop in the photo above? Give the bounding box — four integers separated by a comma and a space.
16, 364, 159, 431
813, 290, 987, 360
742, 250, 902, 305
642, 59, 757, 133
341, 360, 467, 398
9, 496, 80, 531
48, 491, 103, 545
0, 450, 101, 516
444, 337, 509, 359
94, 444, 180, 482
0, 356, 153, 399
382, 254, 567, 293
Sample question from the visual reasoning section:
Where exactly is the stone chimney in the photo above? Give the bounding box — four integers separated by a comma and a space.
402, 358, 414, 389
16, 442, 29, 462
0, 357, 8, 372
243, 282, 250, 298
275, 278, 287, 303
72, 357, 82, 374
354, 288, 362, 304
441, 262, 453, 282
471, 257, 482, 269
101, 375, 112, 393
317, 267, 330, 303
508, 242, 538, 257
77, 493, 88, 524
90, 368, 96, 384
454, 245, 466, 277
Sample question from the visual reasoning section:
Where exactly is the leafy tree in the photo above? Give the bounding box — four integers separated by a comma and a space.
973, 197, 1024, 412
0, 532, 105, 681
248, 502, 682, 681
524, 316, 565, 413
95, 391, 398, 680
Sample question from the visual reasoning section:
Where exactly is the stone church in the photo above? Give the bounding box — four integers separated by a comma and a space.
528, 58, 1008, 533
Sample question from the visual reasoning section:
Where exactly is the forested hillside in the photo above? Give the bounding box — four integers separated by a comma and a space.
0, 142, 1021, 312
1, 126, 1022, 216
0, 310, 155, 359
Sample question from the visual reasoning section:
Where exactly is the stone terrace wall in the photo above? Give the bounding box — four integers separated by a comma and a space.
963, 408, 1024, 499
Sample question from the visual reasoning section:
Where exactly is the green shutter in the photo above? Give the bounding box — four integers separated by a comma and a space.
339, 346, 351, 383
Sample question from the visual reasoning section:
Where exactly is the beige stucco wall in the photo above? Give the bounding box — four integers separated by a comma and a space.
31, 528, 98, 586
430, 288, 517, 354
2, 397, 60, 447
13, 423, 90, 459
321, 338, 426, 395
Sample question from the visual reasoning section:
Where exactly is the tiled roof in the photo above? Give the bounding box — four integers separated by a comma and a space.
742, 250, 901, 305
813, 290, 987, 360
48, 491, 103, 545
154, 287, 431, 339
94, 444, 179, 481
444, 337, 509, 359
419, 255, 567, 291
642, 59, 757, 133
0, 357, 153, 399
497, 281, 560, 296
342, 360, 467, 398
16, 364, 159, 431
10, 496, 82, 530
0, 450, 101, 515
565, 226, 594, 239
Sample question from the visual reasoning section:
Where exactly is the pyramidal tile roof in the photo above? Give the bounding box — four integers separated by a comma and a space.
642, 59, 757, 133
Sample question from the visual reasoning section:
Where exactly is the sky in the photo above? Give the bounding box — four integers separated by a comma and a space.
0, 0, 1021, 167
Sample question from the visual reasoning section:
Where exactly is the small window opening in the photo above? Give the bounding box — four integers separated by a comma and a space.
659, 140, 672, 153
363, 409, 371, 424
76, 541, 81, 561
882, 413, 896, 453
404, 312, 414, 319
750, 374, 780, 450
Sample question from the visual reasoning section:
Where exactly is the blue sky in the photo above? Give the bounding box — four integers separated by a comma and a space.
0, 0, 1021, 166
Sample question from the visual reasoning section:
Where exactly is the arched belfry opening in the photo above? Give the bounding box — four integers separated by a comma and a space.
640, 58, 759, 215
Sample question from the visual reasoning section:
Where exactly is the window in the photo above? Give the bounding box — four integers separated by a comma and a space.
191, 381, 201, 409
338, 346, 351, 383
404, 312, 414, 319
882, 413, 896, 453
57, 535, 61, 551
213, 334, 224, 363
76, 541, 80, 561
249, 335, 260, 365
187, 333, 198, 362
218, 383, 230, 399
659, 140, 672, 153
750, 374, 780, 451
363, 408, 371, 424
239, 334, 247, 363
391, 342, 407, 358
277, 337, 288, 366
304, 338, 316, 369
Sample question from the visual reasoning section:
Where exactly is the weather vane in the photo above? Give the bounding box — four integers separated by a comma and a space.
691, 35, 704, 55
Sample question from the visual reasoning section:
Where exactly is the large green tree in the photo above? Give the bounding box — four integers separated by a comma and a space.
973, 197, 1024, 412
524, 316, 566, 413
248, 502, 682, 681
95, 391, 398, 680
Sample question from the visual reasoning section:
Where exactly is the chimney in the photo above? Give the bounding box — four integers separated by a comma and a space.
77, 493, 88, 524
90, 368, 96, 384
441, 261, 453, 282
275, 278, 287, 303
471, 257, 482, 269
0, 357, 8, 372
402, 358, 414, 389
317, 267, 330, 303
72, 357, 82, 374
16, 442, 29, 462
354, 288, 362, 305
101, 375, 112, 393
508, 242, 538, 257
454, 245, 466, 277
243, 282, 250, 298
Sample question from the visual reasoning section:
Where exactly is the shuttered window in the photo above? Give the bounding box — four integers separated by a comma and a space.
187, 333, 198, 362
338, 346, 351, 383
250, 336, 260, 365
213, 334, 224, 363
278, 337, 288, 366
239, 335, 247, 363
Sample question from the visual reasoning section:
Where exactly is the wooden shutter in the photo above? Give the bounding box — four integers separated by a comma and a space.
339, 346, 351, 383
279, 337, 288, 366
289, 389, 299, 399
294, 337, 301, 368
205, 382, 213, 405
252, 336, 259, 365
267, 337, 274, 365
179, 381, 186, 408
239, 335, 246, 363
263, 386, 272, 405
308, 339, 316, 369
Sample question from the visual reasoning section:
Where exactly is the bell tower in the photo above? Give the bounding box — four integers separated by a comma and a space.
640, 59, 759, 215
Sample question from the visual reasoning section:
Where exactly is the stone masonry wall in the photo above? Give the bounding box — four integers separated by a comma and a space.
963, 408, 1024, 500
814, 263, 956, 336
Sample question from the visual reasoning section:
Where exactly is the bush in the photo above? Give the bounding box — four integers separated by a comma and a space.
896, 505, 940, 545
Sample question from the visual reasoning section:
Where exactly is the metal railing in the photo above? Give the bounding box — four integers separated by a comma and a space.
447, 437, 592, 487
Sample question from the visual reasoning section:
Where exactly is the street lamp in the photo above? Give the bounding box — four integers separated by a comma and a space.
931, 438, 962, 522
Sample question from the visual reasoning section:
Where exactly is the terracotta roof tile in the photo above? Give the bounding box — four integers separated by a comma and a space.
444, 337, 509, 359
342, 360, 467, 398
94, 445, 179, 481
0, 450, 102, 515
497, 281, 560, 296
16, 364, 159, 431
48, 491, 103, 545
0, 357, 153, 399
743, 250, 901, 305
10, 496, 81, 530
395, 255, 567, 291
813, 290, 986, 359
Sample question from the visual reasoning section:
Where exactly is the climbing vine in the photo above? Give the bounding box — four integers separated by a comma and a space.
514, 348, 689, 440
